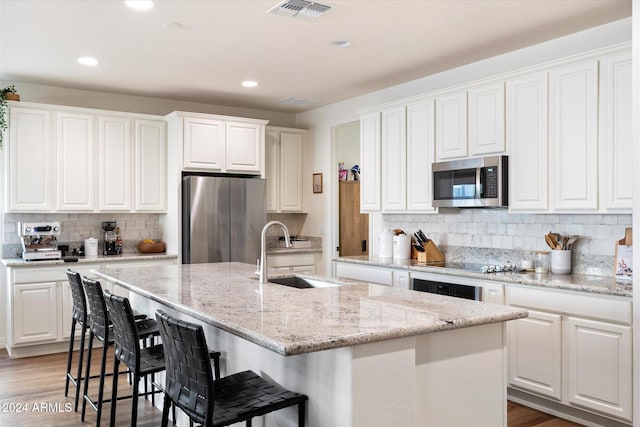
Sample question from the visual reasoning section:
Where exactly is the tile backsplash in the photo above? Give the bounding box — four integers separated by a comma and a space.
2, 213, 161, 257
383, 210, 632, 277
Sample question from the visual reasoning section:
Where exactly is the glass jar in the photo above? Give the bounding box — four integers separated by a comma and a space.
534, 251, 550, 273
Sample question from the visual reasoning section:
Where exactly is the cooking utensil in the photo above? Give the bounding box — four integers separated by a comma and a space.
545, 233, 556, 250
566, 235, 579, 250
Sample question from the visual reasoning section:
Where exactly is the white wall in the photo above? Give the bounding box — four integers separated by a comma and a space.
335, 122, 360, 176
0, 81, 297, 127
296, 18, 632, 275
631, 3, 639, 426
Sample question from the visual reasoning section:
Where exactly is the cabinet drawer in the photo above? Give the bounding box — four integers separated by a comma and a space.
335, 263, 393, 286
12, 264, 98, 283
506, 286, 631, 325
268, 253, 315, 268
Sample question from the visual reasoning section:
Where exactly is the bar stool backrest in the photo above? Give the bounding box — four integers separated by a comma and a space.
156, 310, 215, 425
82, 278, 110, 342
66, 269, 87, 324
104, 291, 142, 370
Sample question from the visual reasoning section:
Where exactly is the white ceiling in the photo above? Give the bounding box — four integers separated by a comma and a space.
0, 0, 631, 113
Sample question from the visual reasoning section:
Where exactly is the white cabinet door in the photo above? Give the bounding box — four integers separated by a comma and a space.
600, 51, 632, 212
360, 112, 381, 211
7, 107, 53, 211
99, 116, 132, 211
225, 121, 262, 174
481, 282, 504, 305
381, 106, 406, 211
549, 60, 598, 211
183, 117, 225, 170
468, 81, 505, 155
12, 282, 59, 345
507, 72, 549, 211
135, 119, 166, 211
56, 112, 94, 211
508, 309, 562, 400
279, 132, 303, 211
61, 281, 75, 340
265, 130, 279, 212
392, 270, 410, 290
565, 317, 632, 422
435, 90, 467, 160
406, 98, 437, 213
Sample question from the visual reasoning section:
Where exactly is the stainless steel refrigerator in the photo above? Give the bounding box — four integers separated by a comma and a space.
182, 175, 266, 264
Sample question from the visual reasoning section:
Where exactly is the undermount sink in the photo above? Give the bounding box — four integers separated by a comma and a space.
268, 276, 340, 289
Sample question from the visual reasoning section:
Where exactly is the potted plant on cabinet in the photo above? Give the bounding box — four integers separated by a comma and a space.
0, 85, 20, 149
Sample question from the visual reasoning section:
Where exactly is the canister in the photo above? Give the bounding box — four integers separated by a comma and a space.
379, 229, 393, 258
84, 237, 99, 258
393, 234, 411, 259
534, 251, 550, 273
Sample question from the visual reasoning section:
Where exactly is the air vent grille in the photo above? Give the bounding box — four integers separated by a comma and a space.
278, 97, 319, 106
268, 0, 331, 19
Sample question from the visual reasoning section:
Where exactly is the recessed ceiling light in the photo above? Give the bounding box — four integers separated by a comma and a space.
125, 1, 154, 11
77, 57, 99, 66
242, 80, 258, 88
331, 40, 351, 48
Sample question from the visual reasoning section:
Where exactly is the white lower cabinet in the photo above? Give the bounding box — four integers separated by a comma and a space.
268, 253, 318, 275
565, 317, 632, 421
12, 282, 59, 345
6, 258, 177, 357
506, 286, 633, 423
392, 270, 410, 290
334, 262, 393, 286
508, 309, 562, 400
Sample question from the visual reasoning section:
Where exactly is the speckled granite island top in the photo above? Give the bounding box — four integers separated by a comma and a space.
335, 256, 632, 297
1, 253, 178, 267
92, 262, 527, 356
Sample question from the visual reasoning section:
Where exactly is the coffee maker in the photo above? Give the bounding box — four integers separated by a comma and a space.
102, 221, 117, 255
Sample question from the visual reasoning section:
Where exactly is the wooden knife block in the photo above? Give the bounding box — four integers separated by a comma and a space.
412, 240, 445, 264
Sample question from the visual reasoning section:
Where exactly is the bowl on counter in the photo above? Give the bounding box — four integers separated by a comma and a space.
137, 241, 166, 253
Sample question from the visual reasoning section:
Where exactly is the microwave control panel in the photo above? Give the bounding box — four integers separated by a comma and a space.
483, 167, 498, 198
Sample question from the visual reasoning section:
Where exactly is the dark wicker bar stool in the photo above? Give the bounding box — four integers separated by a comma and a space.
104, 291, 166, 427
81, 277, 159, 427
64, 270, 89, 412
156, 310, 308, 427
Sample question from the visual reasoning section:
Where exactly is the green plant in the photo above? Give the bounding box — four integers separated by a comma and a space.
0, 85, 18, 149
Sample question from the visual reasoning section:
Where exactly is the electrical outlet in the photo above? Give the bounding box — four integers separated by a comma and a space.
318, 223, 325, 235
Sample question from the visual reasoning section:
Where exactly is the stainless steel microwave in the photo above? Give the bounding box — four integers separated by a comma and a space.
432, 156, 508, 208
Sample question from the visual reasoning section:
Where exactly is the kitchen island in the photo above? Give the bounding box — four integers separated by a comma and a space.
93, 262, 527, 427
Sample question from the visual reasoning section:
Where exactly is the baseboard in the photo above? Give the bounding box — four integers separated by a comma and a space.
508, 388, 631, 427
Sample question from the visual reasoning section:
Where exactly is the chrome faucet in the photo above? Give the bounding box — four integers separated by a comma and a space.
259, 221, 291, 284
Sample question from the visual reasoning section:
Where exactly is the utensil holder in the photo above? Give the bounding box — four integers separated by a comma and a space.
412, 240, 445, 264
551, 250, 572, 274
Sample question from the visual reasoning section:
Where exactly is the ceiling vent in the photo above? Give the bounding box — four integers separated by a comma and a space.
267, 0, 331, 19
278, 97, 319, 107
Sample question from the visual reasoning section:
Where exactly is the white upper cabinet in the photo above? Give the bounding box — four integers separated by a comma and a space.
265, 127, 305, 212
406, 98, 437, 213
183, 117, 225, 171
468, 81, 505, 156
135, 120, 166, 211
599, 51, 632, 212
507, 72, 549, 211
99, 116, 132, 211
225, 121, 262, 174
381, 106, 406, 212
7, 106, 53, 211
6, 102, 167, 213
56, 112, 94, 211
435, 89, 467, 160
549, 60, 599, 211
360, 112, 381, 211
178, 113, 266, 175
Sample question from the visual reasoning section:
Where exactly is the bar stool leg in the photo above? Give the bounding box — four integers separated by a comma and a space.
64, 319, 77, 397
131, 373, 141, 427
95, 341, 109, 427
298, 402, 306, 426
109, 358, 120, 427
81, 333, 94, 422
73, 322, 87, 411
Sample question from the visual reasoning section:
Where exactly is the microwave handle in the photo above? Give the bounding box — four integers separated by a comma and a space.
476, 167, 483, 198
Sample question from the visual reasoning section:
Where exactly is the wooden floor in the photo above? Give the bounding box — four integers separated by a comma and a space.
0, 348, 584, 426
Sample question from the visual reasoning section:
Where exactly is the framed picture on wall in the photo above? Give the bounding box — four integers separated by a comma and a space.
313, 173, 323, 193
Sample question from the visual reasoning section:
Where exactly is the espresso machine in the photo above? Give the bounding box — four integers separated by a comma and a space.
102, 221, 118, 255
18, 222, 62, 261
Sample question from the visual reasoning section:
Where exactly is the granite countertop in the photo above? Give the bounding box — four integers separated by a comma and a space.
1, 253, 178, 267
92, 262, 527, 356
335, 256, 632, 298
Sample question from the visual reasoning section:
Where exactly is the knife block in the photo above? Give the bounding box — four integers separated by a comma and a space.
412, 240, 445, 264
